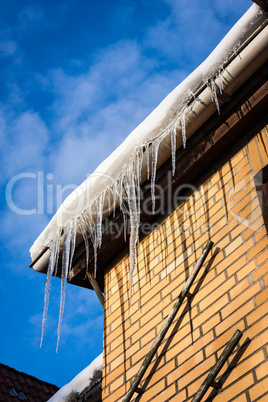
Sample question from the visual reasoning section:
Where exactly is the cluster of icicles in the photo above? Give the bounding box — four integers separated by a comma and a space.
41, 77, 223, 351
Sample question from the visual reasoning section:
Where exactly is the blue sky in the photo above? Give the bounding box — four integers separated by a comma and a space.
0, 0, 252, 389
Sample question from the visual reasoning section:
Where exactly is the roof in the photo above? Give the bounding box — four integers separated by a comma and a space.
29, 3, 268, 347
29, 4, 266, 263
0, 363, 59, 402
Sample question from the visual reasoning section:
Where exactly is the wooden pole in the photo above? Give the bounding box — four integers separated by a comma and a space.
122, 240, 213, 402
86, 272, 105, 309
191, 329, 243, 402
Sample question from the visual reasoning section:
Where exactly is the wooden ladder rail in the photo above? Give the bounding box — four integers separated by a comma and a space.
192, 329, 243, 402
122, 240, 214, 402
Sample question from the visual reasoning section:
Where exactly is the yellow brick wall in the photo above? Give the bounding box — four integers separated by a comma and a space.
102, 127, 268, 402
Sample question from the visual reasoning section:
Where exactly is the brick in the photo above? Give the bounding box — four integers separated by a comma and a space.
202, 313, 221, 334
229, 278, 250, 300
193, 294, 229, 330
216, 300, 255, 336
169, 388, 187, 401
243, 217, 264, 241
178, 350, 204, 377
247, 300, 268, 328
256, 360, 268, 380
255, 287, 268, 307
205, 320, 245, 358
256, 131, 268, 166
212, 373, 254, 402
187, 372, 207, 398
165, 330, 214, 367
216, 238, 254, 274
142, 378, 166, 401
246, 319, 268, 341
169, 356, 216, 391
156, 382, 176, 401
221, 282, 261, 319
236, 259, 256, 282
230, 394, 247, 402
199, 276, 236, 312
110, 375, 124, 393
146, 359, 176, 388
247, 138, 263, 174
255, 395, 268, 402
226, 349, 264, 389
248, 238, 268, 261
249, 377, 268, 400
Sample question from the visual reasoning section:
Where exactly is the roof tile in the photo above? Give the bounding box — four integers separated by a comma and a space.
0, 363, 58, 402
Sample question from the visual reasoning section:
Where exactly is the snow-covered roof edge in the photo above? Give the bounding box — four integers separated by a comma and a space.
48, 353, 102, 402
30, 4, 265, 261
31, 4, 268, 350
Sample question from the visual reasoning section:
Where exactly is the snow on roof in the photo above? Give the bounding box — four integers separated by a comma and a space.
30, 4, 264, 261
30, 4, 267, 349
48, 353, 102, 402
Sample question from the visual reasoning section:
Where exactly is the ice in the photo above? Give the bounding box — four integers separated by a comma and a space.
56, 220, 76, 352
171, 125, 176, 176
135, 149, 143, 224
97, 193, 104, 248
208, 79, 221, 115
145, 143, 150, 180
40, 230, 61, 348
126, 165, 139, 297
78, 217, 89, 270
151, 138, 161, 214
180, 111, 186, 149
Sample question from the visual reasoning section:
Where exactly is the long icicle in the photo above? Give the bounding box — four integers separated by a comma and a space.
151, 139, 161, 214
56, 220, 74, 352
171, 125, 176, 176
78, 216, 89, 271
40, 230, 61, 348
126, 166, 139, 297
181, 111, 187, 149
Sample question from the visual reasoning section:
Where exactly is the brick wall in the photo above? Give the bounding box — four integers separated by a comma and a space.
102, 126, 268, 402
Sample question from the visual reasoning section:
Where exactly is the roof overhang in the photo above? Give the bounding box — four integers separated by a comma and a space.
29, 6, 268, 292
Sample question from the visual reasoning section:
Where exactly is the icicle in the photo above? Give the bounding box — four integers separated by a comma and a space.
171, 124, 176, 176
151, 139, 161, 214
112, 182, 117, 217
135, 149, 143, 224
208, 79, 221, 115
126, 165, 139, 297
56, 220, 74, 352
123, 209, 127, 242
40, 230, 61, 348
119, 174, 125, 212
181, 112, 187, 149
78, 217, 89, 271
96, 193, 104, 248
107, 188, 111, 216
90, 202, 99, 278
188, 89, 196, 101
145, 143, 150, 180
69, 219, 76, 270
216, 70, 224, 95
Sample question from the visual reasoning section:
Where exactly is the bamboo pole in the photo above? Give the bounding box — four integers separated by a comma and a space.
191, 329, 243, 402
122, 240, 213, 402
86, 272, 105, 309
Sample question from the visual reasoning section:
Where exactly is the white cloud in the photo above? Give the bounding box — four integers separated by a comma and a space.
1, 110, 49, 179
0, 39, 16, 58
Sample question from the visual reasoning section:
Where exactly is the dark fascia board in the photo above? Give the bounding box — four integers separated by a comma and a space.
252, 0, 268, 12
